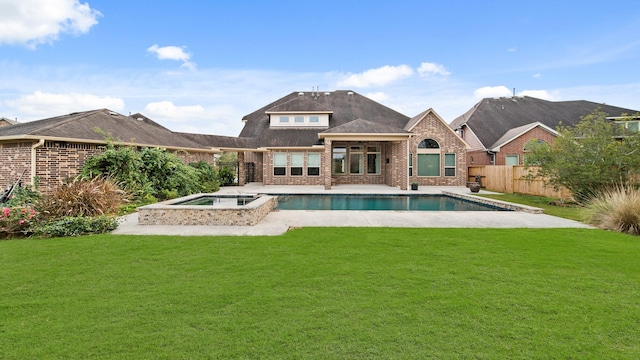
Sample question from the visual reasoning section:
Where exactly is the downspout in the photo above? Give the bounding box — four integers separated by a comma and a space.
31, 139, 45, 185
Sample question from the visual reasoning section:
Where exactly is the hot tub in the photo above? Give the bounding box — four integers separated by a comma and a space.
137, 194, 277, 226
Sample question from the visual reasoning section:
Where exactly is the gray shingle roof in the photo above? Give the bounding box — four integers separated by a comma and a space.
239, 90, 410, 147
177, 132, 259, 149
0, 109, 208, 150
450, 96, 640, 150
321, 118, 409, 134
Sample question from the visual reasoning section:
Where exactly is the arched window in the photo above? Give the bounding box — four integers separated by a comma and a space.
523, 139, 547, 152
417, 138, 441, 176
418, 138, 440, 149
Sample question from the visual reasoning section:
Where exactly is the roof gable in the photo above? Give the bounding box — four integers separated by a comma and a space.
489, 121, 557, 151
239, 90, 410, 147
451, 96, 639, 150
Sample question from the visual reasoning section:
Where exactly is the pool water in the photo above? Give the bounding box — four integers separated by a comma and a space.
275, 194, 508, 211
175, 195, 257, 206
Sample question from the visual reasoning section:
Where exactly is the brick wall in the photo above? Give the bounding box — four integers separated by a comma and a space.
35, 142, 103, 192
495, 127, 556, 165
408, 112, 467, 186
262, 150, 325, 186
0, 142, 32, 188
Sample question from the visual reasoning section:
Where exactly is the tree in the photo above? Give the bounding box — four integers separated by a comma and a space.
524, 108, 640, 202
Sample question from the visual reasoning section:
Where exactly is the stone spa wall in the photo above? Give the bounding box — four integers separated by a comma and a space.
138, 195, 278, 226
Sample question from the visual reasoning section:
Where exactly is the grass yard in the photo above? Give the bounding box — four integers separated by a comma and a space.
1, 228, 639, 359
477, 193, 585, 221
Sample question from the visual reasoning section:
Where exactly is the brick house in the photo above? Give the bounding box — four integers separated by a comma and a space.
1, 91, 469, 193
192, 90, 468, 190
0, 109, 216, 193
449, 96, 639, 166
0, 117, 19, 127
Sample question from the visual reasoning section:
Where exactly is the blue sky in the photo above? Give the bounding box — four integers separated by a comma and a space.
1, 0, 639, 136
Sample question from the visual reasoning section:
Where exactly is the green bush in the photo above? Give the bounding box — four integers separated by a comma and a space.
189, 161, 220, 193
585, 185, 640, 235
218, 165, 236, 186
32, 215, 119, 238
82, 144, 216, 200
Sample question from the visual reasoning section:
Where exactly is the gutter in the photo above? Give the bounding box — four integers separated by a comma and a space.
31, 139, 45, 185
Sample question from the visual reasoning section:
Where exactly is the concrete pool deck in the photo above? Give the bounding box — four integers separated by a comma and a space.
111, 184, 593, 236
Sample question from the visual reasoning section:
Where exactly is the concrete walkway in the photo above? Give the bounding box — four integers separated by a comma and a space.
111, 184, 593, 236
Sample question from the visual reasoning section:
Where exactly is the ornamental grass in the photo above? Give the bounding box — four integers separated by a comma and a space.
585, 185, 640, 235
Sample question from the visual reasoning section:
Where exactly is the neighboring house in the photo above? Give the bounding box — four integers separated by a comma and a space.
0, 109, 215, 193
190, 90, 468, 190
0, 117, 19, 127
449, 96, 639, 166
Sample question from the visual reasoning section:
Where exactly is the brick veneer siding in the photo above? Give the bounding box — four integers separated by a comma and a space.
467, 150, 493, 166
35, 142, 104, 193
174, 151, 214, 166
408, 113, 467, 186
262, 150, 325, 186
0, 142, 33, 188
494, 127, 556, 165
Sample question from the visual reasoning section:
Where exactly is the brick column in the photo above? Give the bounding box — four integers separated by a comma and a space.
237, 151, 245, 186
323, 139, 332, 190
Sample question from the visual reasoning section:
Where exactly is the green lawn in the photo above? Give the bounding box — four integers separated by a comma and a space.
477, 192, 585, 221
2, 228, 639, 359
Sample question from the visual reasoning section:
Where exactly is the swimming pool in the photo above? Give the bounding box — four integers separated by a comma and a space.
274, 194, 510, 211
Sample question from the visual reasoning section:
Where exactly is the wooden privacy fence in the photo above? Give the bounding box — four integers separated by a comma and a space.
468, 166, 572, 199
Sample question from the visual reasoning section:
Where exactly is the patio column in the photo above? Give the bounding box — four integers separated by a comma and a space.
323, 139, 332, 190
237, 152, 245, 186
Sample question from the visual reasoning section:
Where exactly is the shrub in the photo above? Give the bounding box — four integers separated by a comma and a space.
189, 161, 220, 193
37, 177, 126, 219
32, 216, 118, 238
218, 165, 236, 186
584, 185, 640, 235
5, 182, 41, 208
0, 206, 38, 239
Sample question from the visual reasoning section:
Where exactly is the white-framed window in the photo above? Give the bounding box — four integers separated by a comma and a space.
307, 153, 320, 176
290, 152, 303, 176
408, 153, 413, 176
309, 115, 319, 123
273, 152, 287, 176
505, 154, 519, 166
444, 153, 456, 177
332, 147, 347, 174
417, 139, 440, 177
294, 116, 304, 123
350, 146, 363, 174
279, 116, 289, 123
367, 146, 381, 174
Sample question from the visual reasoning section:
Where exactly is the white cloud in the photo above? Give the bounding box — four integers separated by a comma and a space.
519, 89, 554, 100
0, 0, 101, 47
417, 62, 451, 77
365, 92, 390, 102
473, 86, 513, 99
4, 91, 124, 117
143, 101, 204, 120
507, 47, 517, 52
533, 73, 541, 78
336, 65, 414, 88
147, 44, 196, 70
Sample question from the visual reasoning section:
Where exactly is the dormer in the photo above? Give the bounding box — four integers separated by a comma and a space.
266, 94, 333, 128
